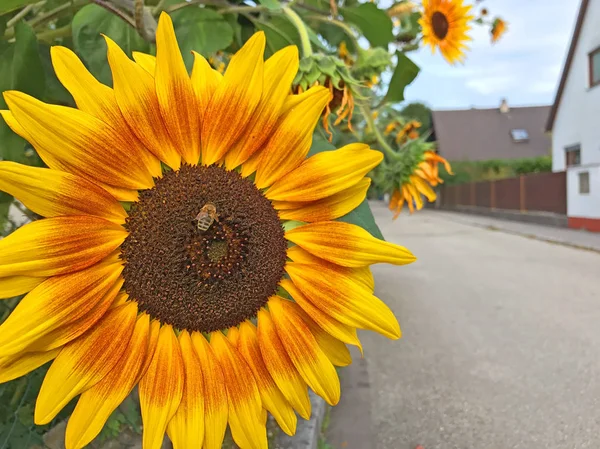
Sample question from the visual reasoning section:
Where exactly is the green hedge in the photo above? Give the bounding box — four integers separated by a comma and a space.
440, 156, 552, 185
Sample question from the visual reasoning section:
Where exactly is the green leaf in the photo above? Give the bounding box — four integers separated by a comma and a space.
255, 16, 301, 56
12, 21, 45, 100
340, 4, 393, 48
171, 7, 234, 69
38, 44, 74, 105
308, 133, 336, 157
72, 4, 150, 86
257, 0, 282, 11
0, 0, 38, 15
384, 51, 419, 103
338, 199, 384, 240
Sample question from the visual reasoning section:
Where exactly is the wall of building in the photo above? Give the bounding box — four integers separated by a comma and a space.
566, 165, 600, 223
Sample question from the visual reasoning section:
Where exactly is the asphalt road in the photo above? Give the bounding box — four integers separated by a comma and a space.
328, 204, 600, 449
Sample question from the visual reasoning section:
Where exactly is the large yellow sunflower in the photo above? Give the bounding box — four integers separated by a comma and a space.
419, 0, 473, 64
0, 12, 416, 449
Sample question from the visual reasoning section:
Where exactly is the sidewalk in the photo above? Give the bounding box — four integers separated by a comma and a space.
434, 210, 600, 252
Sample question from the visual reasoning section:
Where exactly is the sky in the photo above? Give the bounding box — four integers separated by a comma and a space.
404, 0, 581, 110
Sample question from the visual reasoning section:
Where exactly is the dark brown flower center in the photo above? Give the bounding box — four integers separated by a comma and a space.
120, 164, 287, 333
431, 11, 450, 40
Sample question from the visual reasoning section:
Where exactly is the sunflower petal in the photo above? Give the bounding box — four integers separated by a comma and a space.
65, 313, 150, 449
201, 32, 265, 165
268, 297, 340, 405
35, 303, 137, 424
0, 162, 126, 223
235, 322, 297, 436
211, 331, 267, 449
286, 262, 401, 339
254, 86, 330, 188
285, 221, 416, 268
105, 35, 181, 169
133, 51, 156, 74
266, 144, 381, 201
155, 13, 200, 165
191, 51, 222, 122
274, 178, 370, 222
411, 175, 437, 201
167, 331, 205, 449
0, 216, 126, 277
0, 349, 59, 384
257, 308, 311, 419
0, 275, 44, 299
191, 332, 228, 449
139, 325, 184, 449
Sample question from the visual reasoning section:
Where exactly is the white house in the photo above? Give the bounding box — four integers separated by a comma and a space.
547, 0, 600, 232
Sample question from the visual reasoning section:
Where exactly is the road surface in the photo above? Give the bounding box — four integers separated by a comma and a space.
327, 204, 600, 449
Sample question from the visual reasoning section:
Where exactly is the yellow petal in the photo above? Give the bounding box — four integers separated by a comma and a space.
0, 274, 44, 299
0, 216, 126, 277
268, 296, 340, 405
254, 86, 330, 188
286, 262, 401, 339
211, 331, 267, 449
35, 303, 138, 424
411, 175, 437, 201
191, 332, 228, 449
4, 91, 155, 190
407, 182, 423, 210
201, 32, 265, 165
0, 162, 126, 223
235, 322, 297, 436
225, 45, 299, 169
133, 51, 156, 74
65, 313, 151, 449
155, 13, 200, 165
0, 260, 123, 357
285, 221, 416, 267
167, 331, 205, 449
139, 325, 184, 449
274, 178, 370, 222
266, 144, 381, 201
105, 35, 181, 169
0, 349, 59, 384
257, 308, 311, 419
191, 51, 222, 123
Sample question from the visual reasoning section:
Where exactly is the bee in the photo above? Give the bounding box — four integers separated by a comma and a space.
195, 203, 219, 232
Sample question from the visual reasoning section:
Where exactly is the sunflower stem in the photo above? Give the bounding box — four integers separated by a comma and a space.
283, 6, 312, 57
359, 103, 396, 159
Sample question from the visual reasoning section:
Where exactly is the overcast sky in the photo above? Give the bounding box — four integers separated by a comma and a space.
404, 0, 581, 110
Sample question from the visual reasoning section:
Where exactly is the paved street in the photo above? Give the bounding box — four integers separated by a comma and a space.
328, 203, 600, 449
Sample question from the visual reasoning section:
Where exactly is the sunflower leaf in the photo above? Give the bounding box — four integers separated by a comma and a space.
383, 51, 420, 104
12, 21, 45, 100
340, 4, 394, 48
338, 199, 385, 240
0, 0, 38, 15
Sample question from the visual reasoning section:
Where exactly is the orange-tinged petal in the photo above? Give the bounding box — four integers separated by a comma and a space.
402, 185, 414, 213
167, 331, 205, 449
266, 145, 381, 201
407, 182, 423, 210
105, 35, 181, 169
0, 260, 123, 357
268, 297, 340, 405
286, 221, 416, 268
257, 308, 311, 419
35, 303, 137, 424
191, 332, 228, 449
65, 313, 151, 449
0, 349, 59, 384
201, 32, 265, 165
0, 216, 126, 277
155, 13, 200, 165
225, 45, 299, 169
133, 51, 156, 74
0, 274, 44, 299
254, 86, 330, 188
274, 178, 370, 222
411, 175, 437, 201
286, 262, 401, 339
139, 325, 184, 449
191, 51, 222, 123
3, 91, 155, 190
211, 331, 267, 449
235, 322, 297, 436
0, 162, 126, 223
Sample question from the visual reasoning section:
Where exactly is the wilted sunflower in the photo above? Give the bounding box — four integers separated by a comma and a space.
419, 0, 473, 64
0, 12, 416, 449
491, 18, 507, 43
395, 120, 422, 144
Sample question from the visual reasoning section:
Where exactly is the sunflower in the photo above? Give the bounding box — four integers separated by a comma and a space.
395, 120, 422, 144
419, 0, 473, 64
0, 12, 416, 449
491, 18, 507, 43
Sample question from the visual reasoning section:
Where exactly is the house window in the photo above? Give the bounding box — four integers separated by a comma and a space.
579, 171, 590, 194
510, 129, 529, 142
589, 47, 600, 87
565, 144, 581, 167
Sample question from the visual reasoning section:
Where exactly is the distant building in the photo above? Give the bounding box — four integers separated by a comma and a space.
432, 100, 551, 161
547, 0, 600, 232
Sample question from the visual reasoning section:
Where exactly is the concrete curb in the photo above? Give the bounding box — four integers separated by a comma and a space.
277, 391, 327, 449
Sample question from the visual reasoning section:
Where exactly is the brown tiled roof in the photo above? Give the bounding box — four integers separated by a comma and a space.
546, 0, 589, 131
432, 106, 552, 161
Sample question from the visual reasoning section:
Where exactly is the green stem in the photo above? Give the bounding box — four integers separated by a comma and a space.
282, 6, 312, 57
36, 24, 72, 42
306, 14, 361, 59
359, 103, 396, 159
